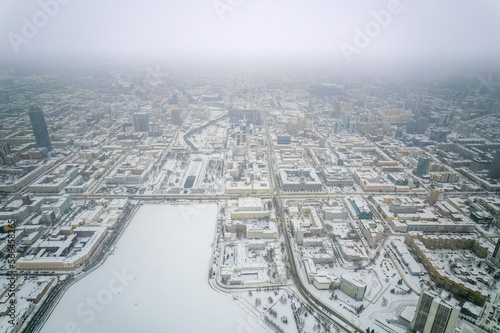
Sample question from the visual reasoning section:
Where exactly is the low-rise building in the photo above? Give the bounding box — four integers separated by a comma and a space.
225, 198, 277, 239
279, 168, 322, 192
290, 207, 323, 245
405, 233, 488, 306
352, 167, 395, 192
321, 166, 353, 187
16, 227, 107, 271
360, 220, 384, 247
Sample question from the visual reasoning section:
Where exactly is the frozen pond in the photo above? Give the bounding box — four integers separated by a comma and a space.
41, 204, 266, 333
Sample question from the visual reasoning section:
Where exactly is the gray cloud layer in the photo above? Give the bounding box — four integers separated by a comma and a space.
1, 0, 500, 70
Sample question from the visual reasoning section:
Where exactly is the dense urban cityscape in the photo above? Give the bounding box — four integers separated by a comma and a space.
0, 65, 499, 333
1, 0, 500, 332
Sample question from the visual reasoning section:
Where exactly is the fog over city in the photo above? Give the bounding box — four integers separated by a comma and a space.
1, 0, 500, 71
1, 2, 500, 333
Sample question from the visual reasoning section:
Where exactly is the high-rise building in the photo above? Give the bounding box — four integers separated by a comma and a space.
436, 113, 453, 127
429, 129, 450, 143
0, 142, 10, 160
415, 156, 430, 177
429, 187, 444, 205
133, 112, 149, 132
297, 116, 310, 131
349, 122, 357, 134
340, 275, 366, 301
171, 109, 181, 125
412, 290, 459, 333
287, 120, 298, 135
29, 106, 52, 152
333, 121, 341, 134
395, 128, 404, 139
487, 151, 500, 179
493, 239, 500, 264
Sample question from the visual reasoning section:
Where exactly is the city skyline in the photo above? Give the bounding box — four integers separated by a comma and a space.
1, 1, 500, 333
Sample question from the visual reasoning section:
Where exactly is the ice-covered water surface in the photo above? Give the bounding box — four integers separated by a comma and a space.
41, 204, 265, 333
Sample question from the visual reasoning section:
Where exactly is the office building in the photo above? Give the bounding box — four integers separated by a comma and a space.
133, 112, 149, 132
278, 168, 323, 192
412, 290, 459, 333
430, 129, 450, 143
148, 123, 162, 137
487, 151, 500, 179
395, 128, 404, 139
340, 275, 366, 301
171, 109, 181, 125
0, 142, 10, 158
277, 135, 291, 145
493, 239, 500, 264
349, 122, 357, 134
469, 158, 490, 172
415, 156, 430, 177
0, 142, 12, 165
29, 106, 52, 152
429, 187, 444, 205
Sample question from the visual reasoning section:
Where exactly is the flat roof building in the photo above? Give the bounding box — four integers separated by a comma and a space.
279, 168, 322, 192
340, 274, 366, 301
412, 290, 459, 333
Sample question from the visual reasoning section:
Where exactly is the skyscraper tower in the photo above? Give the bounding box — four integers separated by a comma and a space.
415, 156, 430, 177
28, 106, 52, 152
493, 238, 500, 264
487, 151, 500, 179
133, 112, 149, 132
171, 109, 181, 125
412, 290, 459, 333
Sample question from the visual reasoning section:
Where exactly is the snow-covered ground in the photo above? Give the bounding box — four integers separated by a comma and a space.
293, 235, 423, 332
234, 288, 336, 333
40, 204, 267, 333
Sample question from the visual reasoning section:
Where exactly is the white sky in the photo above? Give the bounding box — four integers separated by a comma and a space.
1, 0, 500, 71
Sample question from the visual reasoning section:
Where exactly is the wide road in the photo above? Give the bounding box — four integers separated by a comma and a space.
261, 110, 361, 332
73, 190, 489, 202
275, 194, 361, 333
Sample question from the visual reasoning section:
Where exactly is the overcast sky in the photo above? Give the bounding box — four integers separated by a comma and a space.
1, 0, 500, 72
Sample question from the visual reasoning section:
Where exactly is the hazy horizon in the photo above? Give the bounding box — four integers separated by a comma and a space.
1, 0, 500, 74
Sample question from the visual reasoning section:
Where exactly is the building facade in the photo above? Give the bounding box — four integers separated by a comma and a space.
416, 156, 430, 177
133, 112, 149, 132
29, 106, 52, 152
412, 290, 459, 333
